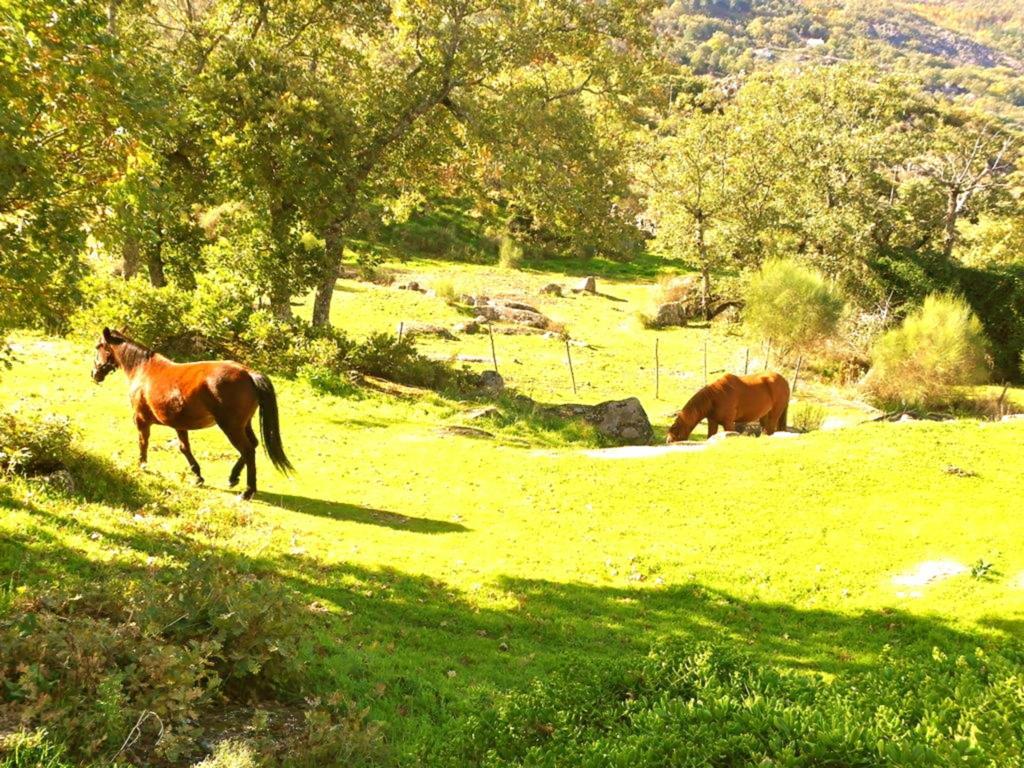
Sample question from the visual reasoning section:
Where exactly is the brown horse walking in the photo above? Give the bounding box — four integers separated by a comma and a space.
91, 327, 292, 499
667, 372, 790, 443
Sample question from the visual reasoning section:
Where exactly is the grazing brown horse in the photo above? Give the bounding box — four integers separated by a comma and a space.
667, 372, 790, 443
91, 327, 292, 499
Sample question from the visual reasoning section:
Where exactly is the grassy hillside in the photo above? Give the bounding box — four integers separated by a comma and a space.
3, 260, 1024, 764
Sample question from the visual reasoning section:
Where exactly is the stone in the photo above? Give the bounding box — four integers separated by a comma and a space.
439, 425, 494, 439
546, 397, 654, 445
458, 294, 476, 306
573, 276, 597, 294
540, 283, 563, 296
466, 406, 500, 421
40, 469, 75, 494
400, 322, 456, 340
475, 302, 550, 329
453, 320, 480, 334
1001, 413, 1024, 422
733, 422, 763, 437
477, 370, 504, 392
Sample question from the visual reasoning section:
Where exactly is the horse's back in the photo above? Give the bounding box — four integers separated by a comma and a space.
141, 358, 257, 428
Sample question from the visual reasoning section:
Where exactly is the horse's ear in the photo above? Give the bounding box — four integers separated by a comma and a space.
102, 327, 112, 342
103, 327, 124, 345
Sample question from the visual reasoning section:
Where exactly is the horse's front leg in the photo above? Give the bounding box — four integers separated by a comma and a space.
177, 430, 204, 485
707, 419, 719, 438
136, 419, 151, 468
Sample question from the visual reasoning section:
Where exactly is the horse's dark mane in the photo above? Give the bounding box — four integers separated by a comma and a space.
680, 385, 713, 420
111, 331, 155, 370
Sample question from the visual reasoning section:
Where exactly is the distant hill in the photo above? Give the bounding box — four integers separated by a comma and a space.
655, 0, 1024, 124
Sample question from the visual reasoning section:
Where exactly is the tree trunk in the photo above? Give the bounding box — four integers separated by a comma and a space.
942, 186, 960, 262
146, 232, 166, 287
121, 233, 139, 279
268, 280, 292, 321
311, 230, 343, 327
695, 215, 711, 320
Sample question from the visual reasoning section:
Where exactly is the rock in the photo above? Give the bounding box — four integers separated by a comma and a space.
477, 370, 504, 392
540, 283, 563, 296
546, 397, 654, 445
770, 431, 800, 439
458, 294, 476, 306
474, 315, 489, 325
897, 413, 916, 422
466, 406, 500, 421
439, 425, 495, 439
475, 302, 550, 329
40, 469, 75, 494
491, 325, 547, 336
400, 322, 457, 340
573, 276, 597, 294
734, 422, 763, 437
453, 320, 480, 334
1001, 413, 1024, 422
407, 280, 420, 292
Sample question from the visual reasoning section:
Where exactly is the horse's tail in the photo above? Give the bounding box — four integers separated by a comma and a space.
249, 372, 294, 475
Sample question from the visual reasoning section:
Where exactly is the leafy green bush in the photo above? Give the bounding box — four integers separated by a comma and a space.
71, 276, 192, 352
744, 259, 845, 351
347, 333, 463, 390
864, 294, 990, 410
0, 563, 318, 764
0, 410, 74, 475
426, 641, 1024, 768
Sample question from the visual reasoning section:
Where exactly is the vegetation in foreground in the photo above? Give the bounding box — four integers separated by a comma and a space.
2, 334, 1023, 765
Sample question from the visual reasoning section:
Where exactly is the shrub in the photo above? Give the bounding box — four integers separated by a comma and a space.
426, 641, 1024, 768
864, 293, 990, 410
347, 333, 459, 390
744, 258, 845, 351
71, 276, 191, 353
187, 266, 258, 341
0, 409, 75, 475
789, 402, 826, 432
498, 236, 524, 269
0, 563, 314, 764
434, 279, 458, 305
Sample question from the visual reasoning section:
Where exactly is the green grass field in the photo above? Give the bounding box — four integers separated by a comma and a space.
3, 259, 1024, 764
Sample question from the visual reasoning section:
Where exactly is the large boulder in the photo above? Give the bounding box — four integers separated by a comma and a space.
400, 321, 457, 340
547, 397, 654, 445
475, 299, 551, 329
573, 276, 597, 294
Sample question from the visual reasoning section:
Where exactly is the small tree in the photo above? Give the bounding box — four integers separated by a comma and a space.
864, 294, 989, 410
743, 258, 845, 352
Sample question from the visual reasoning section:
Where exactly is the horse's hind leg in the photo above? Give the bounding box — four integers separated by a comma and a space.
219, 419, 257, 500
176, 430, 204, 485
228, 421, 258, 488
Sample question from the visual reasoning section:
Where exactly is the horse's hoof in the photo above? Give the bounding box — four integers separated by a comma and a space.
194, 476, 205, 487
228, 477, 239, 488
241, 488, 255, 501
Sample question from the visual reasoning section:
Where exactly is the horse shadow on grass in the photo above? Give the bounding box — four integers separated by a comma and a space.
253, 490, 469, 534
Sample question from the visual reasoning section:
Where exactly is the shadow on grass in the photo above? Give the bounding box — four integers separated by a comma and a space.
255, 491, 470, 534
5, 491, 1024, 758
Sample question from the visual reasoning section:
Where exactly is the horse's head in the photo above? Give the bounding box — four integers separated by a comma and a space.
665, 410, 695, 444
92, 327, 123, 383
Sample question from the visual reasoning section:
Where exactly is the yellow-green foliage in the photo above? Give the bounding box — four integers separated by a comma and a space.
743, 259, 845, 350
497, 236, 524, 269
865, 293, 990, 409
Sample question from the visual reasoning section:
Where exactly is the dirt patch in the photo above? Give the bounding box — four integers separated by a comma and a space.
891, 559, 967, 587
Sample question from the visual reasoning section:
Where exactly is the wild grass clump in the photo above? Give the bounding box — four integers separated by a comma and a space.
863, 294, 989, 410
427, 641, 1024, 767
744, 258, 845, 351
789, 402, 826, 432
0, 409, 74, 475
434, 279, 458, 305
498, 235, 524, 269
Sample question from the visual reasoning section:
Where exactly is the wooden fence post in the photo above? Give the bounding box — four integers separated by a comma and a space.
565, 339, 577, 395
487, 320, 498, 374
655, 338, 660, 399
792, 354, 803, 395
743, 347, 749, 375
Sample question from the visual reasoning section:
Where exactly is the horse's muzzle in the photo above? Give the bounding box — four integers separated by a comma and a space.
92, 363, 115, 383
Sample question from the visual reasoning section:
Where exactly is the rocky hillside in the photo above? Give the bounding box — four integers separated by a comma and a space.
656, 0, 1024, 122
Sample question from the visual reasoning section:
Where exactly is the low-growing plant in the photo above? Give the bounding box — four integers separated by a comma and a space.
788, 402, 826, 432
426, 641, 1024, 767
0, 409, 75, 475
863, 293, 990, 410
744, 259, 845, 352
434, 279, 458, 305
71, 276, 192, 353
